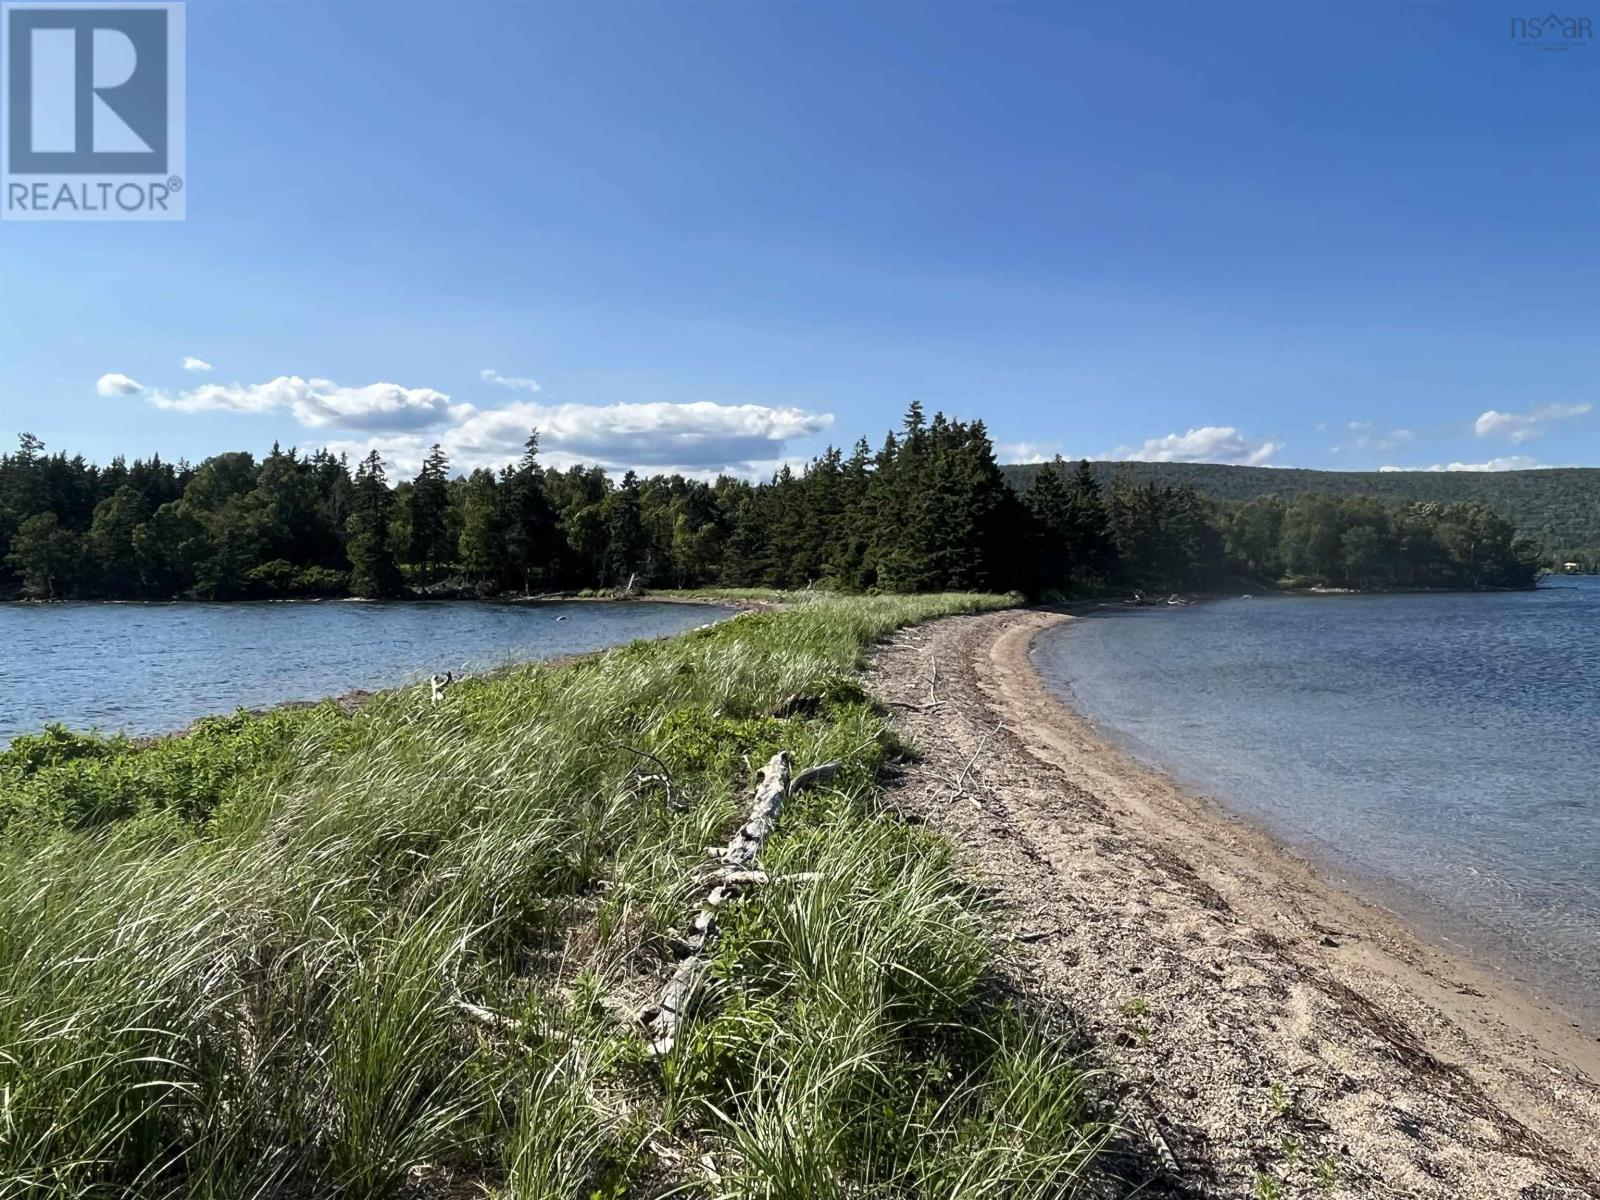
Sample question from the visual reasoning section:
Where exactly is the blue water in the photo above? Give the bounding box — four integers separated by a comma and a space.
0, 600, 731, 745
1033, 578, 1600, 1025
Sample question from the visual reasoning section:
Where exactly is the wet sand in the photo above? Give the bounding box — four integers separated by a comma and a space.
867, 608, 1600, 1198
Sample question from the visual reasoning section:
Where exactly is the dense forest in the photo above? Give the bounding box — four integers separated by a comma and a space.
0, 408, 1544, 601
1003, 460, 1600, 568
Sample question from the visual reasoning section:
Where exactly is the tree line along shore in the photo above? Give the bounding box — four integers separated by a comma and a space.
1001, 458, 1600, 572
1, 405, 1544, 603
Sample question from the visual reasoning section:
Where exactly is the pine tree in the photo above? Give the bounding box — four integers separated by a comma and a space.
1064, 459, 1114, 587
405, 444, 452, 583
457, 469, 506, 585
604, 472, 647, 586
718, 491, 771, 586
503, 430, 558, 593
1024, 457, 1074, 593
828, 439, 873, 588
346, 451, 404, 597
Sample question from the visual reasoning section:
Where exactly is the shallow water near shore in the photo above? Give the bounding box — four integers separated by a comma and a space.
1033, 577, 1600, 1028
0, 599, 733, 746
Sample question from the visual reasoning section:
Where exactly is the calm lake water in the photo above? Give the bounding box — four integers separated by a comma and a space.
1033, 577, 1600, 1027
0, 600, 732, 745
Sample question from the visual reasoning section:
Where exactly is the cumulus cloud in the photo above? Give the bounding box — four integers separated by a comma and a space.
1380, 456, 1542, 473
1473, 402, 1591, 444
109, 365, 835, 477
318, 398, 834, 479
181, 356, 213, 373
318, 434, 434, 476
324, 430, 823, 483
1117, 426, 1280, 466
481, 367, 542, 394
1333, 426, 1414, 454
96, 372, 144, 397
146, 376, 460, 431
445, 399, 833, 473
997, 441, 1059, 463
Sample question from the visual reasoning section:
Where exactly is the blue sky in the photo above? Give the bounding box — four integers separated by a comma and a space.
2, 0, 1596, 478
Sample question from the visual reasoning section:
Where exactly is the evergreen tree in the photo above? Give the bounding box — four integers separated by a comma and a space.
718, 491, 770, 586
1064, 459, 1114, 586
251, 445, 325, 568
1024, 457, 1075, 593
346, 451, 404, 597
404, 444, 453, 583
0, 422, 1552, 601
457, 469, 506, 585
502, 431, 559, 593
604, 472, 647, 586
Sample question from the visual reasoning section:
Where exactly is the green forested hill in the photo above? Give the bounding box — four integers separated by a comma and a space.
1001, 461, 1600, 560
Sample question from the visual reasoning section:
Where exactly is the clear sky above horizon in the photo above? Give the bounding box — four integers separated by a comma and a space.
2, 0, 1596, 479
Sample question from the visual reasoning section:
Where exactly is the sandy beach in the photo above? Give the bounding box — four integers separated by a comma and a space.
867, 608, 1600, 1198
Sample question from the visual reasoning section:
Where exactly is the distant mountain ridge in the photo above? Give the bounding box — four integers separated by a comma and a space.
999, 461, 1600, 558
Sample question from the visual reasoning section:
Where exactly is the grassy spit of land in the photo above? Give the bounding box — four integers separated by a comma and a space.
0, 592, 1119, 1200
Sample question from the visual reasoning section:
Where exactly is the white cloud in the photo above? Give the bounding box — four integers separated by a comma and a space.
1473, 402, 1591, 445
324, 430, 824, 483
1381, 456, 1542, 473
96, 372, 144, 397
112, 365, 834, 477
1117, 426, 1281, 466
146, 376, 460, 431
319, 434, 434, 476
1334, 427, 1414, 454
444, 399, 833, 474
317, 397, 834, 479
481, 367, 542, 394
998, 441, 1059, 463
181, 356, 213, 373
1436, 456, 1541, 472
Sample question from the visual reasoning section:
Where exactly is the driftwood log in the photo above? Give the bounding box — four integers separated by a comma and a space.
642, 751, 840, 1054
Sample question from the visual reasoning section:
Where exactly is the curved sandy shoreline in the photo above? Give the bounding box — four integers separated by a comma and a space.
867, 607, 1600, 1198
1031, 603, 1600, 1041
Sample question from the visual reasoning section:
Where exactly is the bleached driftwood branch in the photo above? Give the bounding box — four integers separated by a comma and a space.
613, 741, 689, 810
642, 751, 840, 1054
951, 721, 1004, 802
450, 993, 523, 1032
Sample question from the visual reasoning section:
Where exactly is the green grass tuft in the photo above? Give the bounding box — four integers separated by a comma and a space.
0, 591, 1113, 1197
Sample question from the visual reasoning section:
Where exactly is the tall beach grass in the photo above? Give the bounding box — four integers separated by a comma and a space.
0, 593, 1111, 1198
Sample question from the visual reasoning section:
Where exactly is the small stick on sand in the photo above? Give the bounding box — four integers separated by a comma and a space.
952, 721, 1005, 802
